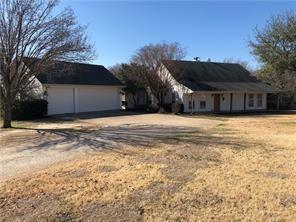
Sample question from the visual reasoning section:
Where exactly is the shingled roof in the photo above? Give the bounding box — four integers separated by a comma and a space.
162, 60, 278, 92
24, 58, 123, 86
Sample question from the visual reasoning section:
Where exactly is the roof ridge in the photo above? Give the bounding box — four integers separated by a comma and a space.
163, 59, 242, 66
23, 57, 103, 67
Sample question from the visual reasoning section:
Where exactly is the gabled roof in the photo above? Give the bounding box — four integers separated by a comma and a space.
162, 60, 278, 92
23, 58, 123, 86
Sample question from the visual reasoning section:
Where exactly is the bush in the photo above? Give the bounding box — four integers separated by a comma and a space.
12, 99, 48, 120
267, 93, 295, 110
179, 103, 184, 113
162, 103, 172, 112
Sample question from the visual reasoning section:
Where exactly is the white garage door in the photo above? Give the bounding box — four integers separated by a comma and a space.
47, 87, 74, 115
46, 85, 120, 115
77, 87, 119, 112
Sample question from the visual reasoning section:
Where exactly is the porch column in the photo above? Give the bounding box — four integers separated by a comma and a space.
243, 93, 246, 111
230, 93, 233, 112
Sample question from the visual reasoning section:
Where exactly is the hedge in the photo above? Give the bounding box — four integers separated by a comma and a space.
12, 99, 48, 120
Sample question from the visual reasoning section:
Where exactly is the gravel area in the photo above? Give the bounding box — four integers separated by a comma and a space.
0, 113, 220, 182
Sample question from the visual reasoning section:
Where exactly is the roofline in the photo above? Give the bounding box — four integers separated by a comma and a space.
162, 59, 245, 67
23, 57, 105, 68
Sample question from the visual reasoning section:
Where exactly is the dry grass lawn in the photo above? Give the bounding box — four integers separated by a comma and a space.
1, 114, 296, 221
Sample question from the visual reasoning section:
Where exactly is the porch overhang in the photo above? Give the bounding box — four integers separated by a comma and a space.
180, 81, 280, 93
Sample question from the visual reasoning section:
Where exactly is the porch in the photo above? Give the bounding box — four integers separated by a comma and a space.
183, 92, 269, 113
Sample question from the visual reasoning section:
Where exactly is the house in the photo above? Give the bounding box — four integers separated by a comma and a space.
160, 60, 279, 113
24, 60, 123, 115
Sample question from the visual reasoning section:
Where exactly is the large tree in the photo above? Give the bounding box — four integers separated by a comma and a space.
110, 63, 148, 107
131, 42, 186, 111
249, 11, 296, 105
0, 0, 93, 128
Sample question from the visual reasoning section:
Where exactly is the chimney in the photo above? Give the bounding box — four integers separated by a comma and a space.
193, 57, 200, 62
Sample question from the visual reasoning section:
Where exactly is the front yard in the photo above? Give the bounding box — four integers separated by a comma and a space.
0, 113, 296, 221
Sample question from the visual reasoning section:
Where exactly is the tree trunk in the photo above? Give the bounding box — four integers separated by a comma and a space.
157, 99, 166, 113
3, 98, 12, 128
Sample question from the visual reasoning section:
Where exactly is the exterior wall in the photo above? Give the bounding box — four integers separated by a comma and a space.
160, 64, 193, 105
246, 93, 267, 110
44, 84, 121, 115
183, 92, 267, 113
183, 93, 213, 112
233, 93, 244, 111
220, 93, 231, 111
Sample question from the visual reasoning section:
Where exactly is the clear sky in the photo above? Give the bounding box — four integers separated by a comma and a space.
57, 0, 296, 69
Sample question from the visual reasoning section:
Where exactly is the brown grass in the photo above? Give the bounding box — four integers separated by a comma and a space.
1, 114, 296, 221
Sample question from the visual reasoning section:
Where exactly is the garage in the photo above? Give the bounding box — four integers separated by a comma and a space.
77, 86, 120, 113
47, 86, 75, 115
33, 60, 123, 115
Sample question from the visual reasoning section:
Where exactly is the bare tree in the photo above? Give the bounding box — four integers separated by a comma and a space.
0, 0, 94, 128
131, 42, 186, 111
223, 58, 253, 72
108, 63, 122, 76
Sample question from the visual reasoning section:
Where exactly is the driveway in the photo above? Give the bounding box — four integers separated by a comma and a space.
0, 112, 221, 181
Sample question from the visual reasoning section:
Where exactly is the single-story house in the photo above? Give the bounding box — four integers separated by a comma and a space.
160, 60, 279, 113
24, 60, 123, 115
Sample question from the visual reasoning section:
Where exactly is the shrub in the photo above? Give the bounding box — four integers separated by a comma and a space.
179, 103, 184, 113
12, 99, 48, 120
162, 103, 172, 112
267, 93, 295, 110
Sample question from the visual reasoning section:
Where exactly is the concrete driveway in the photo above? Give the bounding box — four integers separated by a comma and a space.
0, 112, 221, 181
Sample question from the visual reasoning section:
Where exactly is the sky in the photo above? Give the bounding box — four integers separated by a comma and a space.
57, 0, 296, 69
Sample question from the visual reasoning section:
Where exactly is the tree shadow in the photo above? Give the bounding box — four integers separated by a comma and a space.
51, 110, 148, 120
12, 124, 253, 154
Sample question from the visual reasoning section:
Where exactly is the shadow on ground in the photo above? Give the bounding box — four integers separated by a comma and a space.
12, 124, 249, 153
1, 123, 269, 222
51, 110, 147, 120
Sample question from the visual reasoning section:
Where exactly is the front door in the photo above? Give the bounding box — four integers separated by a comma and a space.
213, 94, 220, 112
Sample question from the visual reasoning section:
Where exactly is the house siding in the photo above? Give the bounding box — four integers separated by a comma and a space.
182, 92, 267, 113
233, 93, 245, 111
183, 93, 213, 112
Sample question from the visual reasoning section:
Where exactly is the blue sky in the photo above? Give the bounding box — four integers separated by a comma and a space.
57, 1, 296, 69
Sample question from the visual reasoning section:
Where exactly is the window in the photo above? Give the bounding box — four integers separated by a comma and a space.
248, 94, 254, 107
257, 94, 263, 107
200, 101, 206, 109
